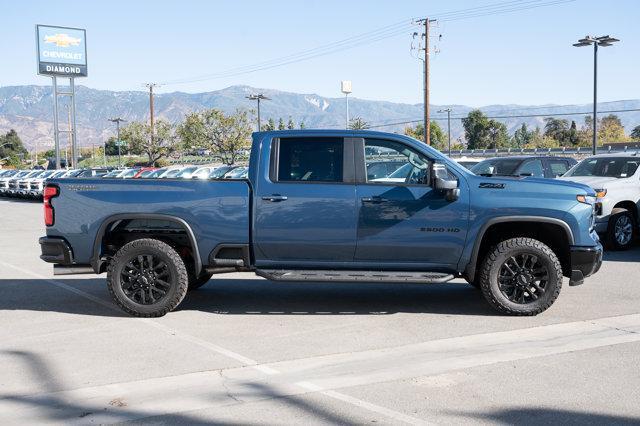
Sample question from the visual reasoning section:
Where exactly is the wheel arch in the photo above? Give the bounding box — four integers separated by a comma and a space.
465, 216, 574, 282
91, 213, 202, 276
611, 200, 638, 222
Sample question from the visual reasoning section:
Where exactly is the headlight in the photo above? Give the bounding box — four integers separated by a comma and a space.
594, 188, 607, 198
576, 195, 597, 205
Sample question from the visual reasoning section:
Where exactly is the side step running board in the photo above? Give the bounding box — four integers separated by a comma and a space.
255, 269, 454, 284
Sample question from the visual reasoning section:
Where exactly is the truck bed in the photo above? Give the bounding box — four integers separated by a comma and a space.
47, 178, 251, 266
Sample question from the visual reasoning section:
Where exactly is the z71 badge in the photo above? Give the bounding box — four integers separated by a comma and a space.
479, 182, 506, 189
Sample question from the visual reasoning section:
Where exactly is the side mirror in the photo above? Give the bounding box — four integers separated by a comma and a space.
431, 163, 460, 202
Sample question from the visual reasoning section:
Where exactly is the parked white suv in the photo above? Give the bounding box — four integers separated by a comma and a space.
560, 153, 640, 250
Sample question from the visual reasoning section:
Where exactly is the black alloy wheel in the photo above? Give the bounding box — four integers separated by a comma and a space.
497, 253, 549, 304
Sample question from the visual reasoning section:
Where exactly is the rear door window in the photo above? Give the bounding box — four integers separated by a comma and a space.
518, 159, 545, 177
548, 159, 571, 177
276, 138, 344, 182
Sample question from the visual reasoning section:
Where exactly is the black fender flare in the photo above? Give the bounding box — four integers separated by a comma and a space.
91, 213, 202, 275
464, 216, 574, 282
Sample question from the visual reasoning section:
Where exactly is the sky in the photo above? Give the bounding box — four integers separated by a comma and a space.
2, 0, 638, 106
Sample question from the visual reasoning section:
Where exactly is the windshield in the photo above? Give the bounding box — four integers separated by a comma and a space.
470, 158, 522, 176
103, 170, 122, 177
565, 157, 640, 178
38, 170, 56, 178
163, 168, 182, 178
226, 167, 247, 178
120, 169, 139, 178
145, 168, 166, 178
138, 170, 155, 178
175, 166, 198, 178
210, 166, 234, 178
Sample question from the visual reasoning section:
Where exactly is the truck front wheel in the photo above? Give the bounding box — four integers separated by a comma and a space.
479, 237, 562, 316
106, 238, 189, 317
607, 209, 636, 251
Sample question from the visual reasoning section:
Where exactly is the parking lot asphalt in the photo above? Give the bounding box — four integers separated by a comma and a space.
0, 198, 639, 425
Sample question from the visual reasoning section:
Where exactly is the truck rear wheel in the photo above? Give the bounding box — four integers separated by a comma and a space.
106, 238, 188, 317
479, 237, 562, 316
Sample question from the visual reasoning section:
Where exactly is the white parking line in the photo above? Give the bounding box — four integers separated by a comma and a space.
0, 260, 428, 425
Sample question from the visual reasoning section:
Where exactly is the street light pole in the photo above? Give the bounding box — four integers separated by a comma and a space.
341, 81, 352, 129
246, 94, 270, 131
109, 118, 127, 168
438, 108, 452, 156
573, 35, 620, 155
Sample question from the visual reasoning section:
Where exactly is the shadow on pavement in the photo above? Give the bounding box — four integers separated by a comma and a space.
0, 350, 361, 425
450, 407, 640, 425
602, 244, 640, 263
0, 277, 495, 317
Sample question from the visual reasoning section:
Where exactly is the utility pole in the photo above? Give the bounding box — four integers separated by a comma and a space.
109, 118, 127, 168
438, 108, 452, 156
246, 94, 270, 131
415, 18, 436, 145
146, 83, 157, 144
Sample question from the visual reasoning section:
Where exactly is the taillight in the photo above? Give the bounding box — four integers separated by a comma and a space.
43, 185, 59, 226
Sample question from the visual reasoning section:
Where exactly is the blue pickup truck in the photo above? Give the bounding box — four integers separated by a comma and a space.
40, 130, 602, 317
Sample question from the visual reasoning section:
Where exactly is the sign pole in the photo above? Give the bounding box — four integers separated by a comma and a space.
70, 77, 78, 168
52, 76, 61, 169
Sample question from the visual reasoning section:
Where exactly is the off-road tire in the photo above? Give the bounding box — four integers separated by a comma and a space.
188, 271, 213, 291
479, 237, 563, 316
107, 238, 188, 317
606, 208, 636, 251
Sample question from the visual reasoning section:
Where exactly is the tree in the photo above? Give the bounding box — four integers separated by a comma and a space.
103, 137, 120, 156
0, 129, 28, 167
263, 118, 276, 131
277, 118, 286, 130
121, 120, 179, 166
599, 114, 626, 143
513, 123, 533, 147
178, 108, 253, 165
404, 122, 447, 151
462, 110, 509, 149
348, 117, 369, 130
299, 121, 306, 129
543, 117, 570, 144
287, 116, 295, 130
567, 120, 579, 146
631, 125, 640, 141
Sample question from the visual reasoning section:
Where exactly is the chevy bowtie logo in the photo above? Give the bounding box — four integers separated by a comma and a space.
44, 33, 81, 47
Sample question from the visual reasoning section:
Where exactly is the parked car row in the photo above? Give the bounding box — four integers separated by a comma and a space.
0, 164, 250, 200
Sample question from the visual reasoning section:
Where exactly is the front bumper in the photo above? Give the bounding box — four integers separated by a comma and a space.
568, 244, 603, 286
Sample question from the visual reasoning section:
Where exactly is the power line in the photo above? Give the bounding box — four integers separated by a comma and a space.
158, 0, 575, 86
367, 108, 640, 129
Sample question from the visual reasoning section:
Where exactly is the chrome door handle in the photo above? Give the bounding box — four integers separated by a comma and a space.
262, 195, 288, 202
361, 196, 387, 204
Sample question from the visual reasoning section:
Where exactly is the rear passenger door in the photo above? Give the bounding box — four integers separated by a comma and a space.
253, 137, 357, 265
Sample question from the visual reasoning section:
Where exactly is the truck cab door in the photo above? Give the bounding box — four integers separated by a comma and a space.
253, 136, 357, 266
354, 138, 469, 269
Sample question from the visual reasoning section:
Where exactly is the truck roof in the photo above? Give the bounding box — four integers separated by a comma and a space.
253, 129, 404, 139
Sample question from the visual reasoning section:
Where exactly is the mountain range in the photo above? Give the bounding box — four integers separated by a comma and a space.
1, 84, 639, 150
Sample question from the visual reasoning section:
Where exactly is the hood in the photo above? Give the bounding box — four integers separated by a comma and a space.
558, 175, 622, 189
472, 175, 595, 195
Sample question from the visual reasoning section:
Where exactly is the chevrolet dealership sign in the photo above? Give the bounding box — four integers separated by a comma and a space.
36, 25, 87, 77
